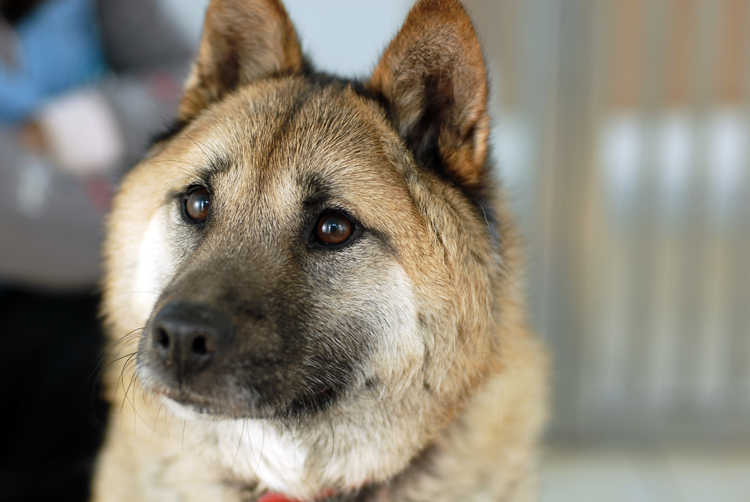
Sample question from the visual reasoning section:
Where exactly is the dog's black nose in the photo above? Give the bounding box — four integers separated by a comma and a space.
150, 302, 233, 379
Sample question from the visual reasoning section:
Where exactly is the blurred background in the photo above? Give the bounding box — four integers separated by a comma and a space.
1, 0, 748, 501
465, 1, 750, 500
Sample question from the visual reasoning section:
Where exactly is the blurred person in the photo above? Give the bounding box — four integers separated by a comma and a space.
0, 0, 194, 287
0, 0, 195, 500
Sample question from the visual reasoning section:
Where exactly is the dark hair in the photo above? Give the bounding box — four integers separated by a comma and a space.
1, 0, 47, 25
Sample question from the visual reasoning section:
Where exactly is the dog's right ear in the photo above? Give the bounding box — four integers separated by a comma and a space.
178, 0, 305, 121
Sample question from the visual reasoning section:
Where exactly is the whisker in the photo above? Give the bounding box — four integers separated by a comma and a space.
118, 356, 138, 412
167, 403, 177, 435
151, 400, 165, 440
114, 352, 137, 403
369, 385, 394, 435
86, 327, 144, 387
256, 422, 266, 474
109, 350, 140, 366
120, 367, 152, 430
226, 419, 246, 482
182, 419, 187, 452
325, 415, 335, 482
139, 158, 202, 177
182, 132, 211, 162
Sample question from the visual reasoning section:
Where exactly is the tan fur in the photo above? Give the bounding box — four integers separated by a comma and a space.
93, 1, 547, 501
179, 0, 304, 121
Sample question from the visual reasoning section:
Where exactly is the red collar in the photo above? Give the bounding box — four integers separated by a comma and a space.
257, 494, 301, 502
257, 488, 334, 502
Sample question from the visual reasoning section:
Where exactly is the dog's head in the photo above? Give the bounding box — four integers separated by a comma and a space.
104, 0, 509, 496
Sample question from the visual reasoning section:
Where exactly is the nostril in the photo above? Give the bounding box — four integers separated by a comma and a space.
156, 327, 170, 349
192, 335, 207, 355
150, 301, 233, 373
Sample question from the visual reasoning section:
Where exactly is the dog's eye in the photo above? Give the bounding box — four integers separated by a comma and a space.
315, 211, 353, 245
184, 188, 211, 223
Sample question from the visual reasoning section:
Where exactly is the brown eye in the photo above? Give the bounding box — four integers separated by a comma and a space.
184, 188, 211, 223
315, 211, 353, 245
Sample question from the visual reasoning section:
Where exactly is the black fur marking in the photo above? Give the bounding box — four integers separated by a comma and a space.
170, 157, 232, 196
205, 156, 234, 184
350, 81, 390, 111
150, 119, 190, 146
286, 380, 346, 417
403, 73, 454, 182
215, 37, 241, 95
259, 88, 311, 173
301, 173, 335, 208
348, 77, 500, 240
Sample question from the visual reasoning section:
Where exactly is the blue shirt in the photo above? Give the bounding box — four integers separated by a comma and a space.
0, 0, 106, 123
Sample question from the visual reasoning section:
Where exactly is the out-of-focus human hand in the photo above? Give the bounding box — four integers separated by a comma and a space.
32, 90, 124, 176
19, 120, 47, 154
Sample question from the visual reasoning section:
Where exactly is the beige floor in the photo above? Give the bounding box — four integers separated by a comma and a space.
539, 443, 750, 502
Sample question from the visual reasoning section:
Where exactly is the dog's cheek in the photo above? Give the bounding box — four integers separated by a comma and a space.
130, 209, 179, 325
361, 264, 425, 396
316, 265, 453, 489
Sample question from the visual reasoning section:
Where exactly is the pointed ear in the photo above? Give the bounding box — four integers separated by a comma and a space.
178, 0, 305, 121
368, 0, 490, 188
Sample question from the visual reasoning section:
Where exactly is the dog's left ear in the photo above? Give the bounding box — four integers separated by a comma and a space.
368, 0, 489, 188
178, 0, 305, 121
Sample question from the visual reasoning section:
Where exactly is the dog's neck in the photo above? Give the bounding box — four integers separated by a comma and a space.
246, 338, 545, 502
249, 453, 426, 502
249, 444, 435, 502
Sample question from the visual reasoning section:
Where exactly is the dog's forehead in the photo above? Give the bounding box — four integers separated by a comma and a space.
147, 77, 420, 245
198, 79, 401, 207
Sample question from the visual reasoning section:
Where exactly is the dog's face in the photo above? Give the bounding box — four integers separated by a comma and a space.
104, 0, 503, 497
135, 81, 429, 420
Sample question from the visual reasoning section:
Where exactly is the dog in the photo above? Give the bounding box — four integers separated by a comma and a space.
92, 0, 547, 500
